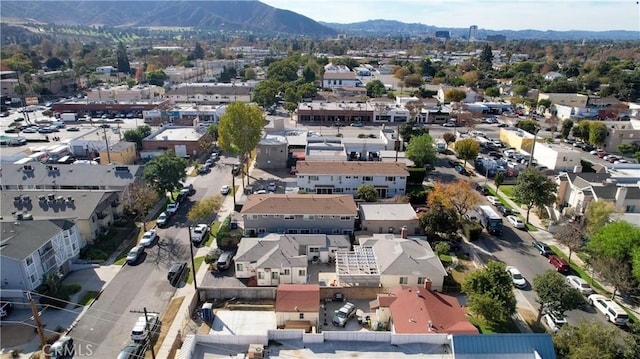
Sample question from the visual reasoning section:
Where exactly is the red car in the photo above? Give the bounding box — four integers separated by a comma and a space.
549, 255, 570, 273
597, 152, 608, 158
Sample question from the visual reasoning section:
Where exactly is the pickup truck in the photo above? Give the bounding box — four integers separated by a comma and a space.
131, 313, 160, 342
190, 224, 209, 244
166, 202, 179, 216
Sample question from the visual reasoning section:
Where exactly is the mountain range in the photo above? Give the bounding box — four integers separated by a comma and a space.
1, 1, 637, 40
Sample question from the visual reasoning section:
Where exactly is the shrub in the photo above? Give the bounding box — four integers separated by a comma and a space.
463, 220, 483, 241
80, 247, 109, 261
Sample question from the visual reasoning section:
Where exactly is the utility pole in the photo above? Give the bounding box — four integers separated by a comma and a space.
27, 292, 46, 348
187, 226, 201, 303
102, 121, 111, 163
143, 307, 157, 359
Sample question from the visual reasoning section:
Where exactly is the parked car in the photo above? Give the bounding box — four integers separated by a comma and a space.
566, 275, 594, 295
497, 205, 512, 216
254, 189, 268, 195
332, 302, 357, 327
140, 229, 157, 247
198, 164, 210, 174
66, 126, 80, 132
166, 202, 179, 216
167, 262, 188, 287
506, 215, 525, 229
267, 182, 277, 192
454, 165, 469, 175
506, 266, 527, 288
22, 127, 37, 133
232, 163, 242, 176
442, 122, 456, 127
448, 159, 462, 167
131, 313, 160, 342
548, 255, 570, 273
190, 224, 209, 244
588, 294, 630, 326
486, 196, 500, 206
156, 212, 168, 228
532, 240, 554, 256
543, 311, 567, 333
126, 246, 145, 264
475, 183, 489, 195
350, 122, 364, 127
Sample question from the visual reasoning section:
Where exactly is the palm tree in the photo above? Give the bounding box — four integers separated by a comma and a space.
43, 272, 61, 294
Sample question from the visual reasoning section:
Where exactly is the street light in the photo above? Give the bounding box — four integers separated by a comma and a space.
186, 224, 201, 302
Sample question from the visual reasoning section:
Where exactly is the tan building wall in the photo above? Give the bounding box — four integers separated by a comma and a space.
141, 137, 210, 158
538, 93, 589, 107
499, 128, 536, 152
99, 141, 137, 164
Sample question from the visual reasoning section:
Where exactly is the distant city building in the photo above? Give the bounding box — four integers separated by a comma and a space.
487, 34, 507, 42
468, 25, 478, 40
434, 31, 450, 40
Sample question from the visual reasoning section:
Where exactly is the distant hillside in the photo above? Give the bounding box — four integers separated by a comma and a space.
0, 0, 338, 37
322, 19, 640, 41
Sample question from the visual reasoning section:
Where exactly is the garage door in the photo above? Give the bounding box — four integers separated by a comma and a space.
174, 144, 187, 157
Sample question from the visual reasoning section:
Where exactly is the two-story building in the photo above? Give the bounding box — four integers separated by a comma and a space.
295, 161, 408, 198
234, 235, 308, 286
0, 219, 84, 291
322, 72, 361, 89
241, 194, 357, 236
141, 125, 212, 159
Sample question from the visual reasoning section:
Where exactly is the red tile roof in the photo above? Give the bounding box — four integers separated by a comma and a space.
241, 194, 357, 215
275, 284, 320, 312
387, 286, 478, 335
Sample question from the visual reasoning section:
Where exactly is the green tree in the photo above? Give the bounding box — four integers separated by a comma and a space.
590, 255, 634, 300
13, 83, 28, 97
365, 79, 386, 98
618, 143, 638, 154
513, 167, 557, 224
434, 242, 450, 256
587, 221, 640, 267
406, 133, 437, 167
43, 272, 61, 294
266, 59, 298, 83
252, 78, 280, 108
494, 171, 505, 191
218, 102, 264, 167
561, 119, 573, 139
515, 119, 540, 135
532, 270, 585, 324
123, 125, 152, 151
462, 261, 516, 324
242, 68, 257, 81
146, 70, 166, 86
571, 121, 590, 142
403, 73, 424, 88
116, 41, 130, 74
478, 44, 493, 71
584, 200, 615, 236
419, 201, 460, 237
356, 184, 378, 202
588, 121, 608, 146
142, 151, 187, 199
302, 65, 316, 83
187, 196, 223, 223
485, 87, 500, 98
445, 88, 466, 103
454, 138, 480, 166
553, 320, 630, 359
538, 99, 552, 109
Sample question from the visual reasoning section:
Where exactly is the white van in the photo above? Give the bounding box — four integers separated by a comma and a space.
588, 294, 629, 325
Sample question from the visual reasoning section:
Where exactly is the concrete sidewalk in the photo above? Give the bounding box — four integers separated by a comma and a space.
483, 180, 640, 316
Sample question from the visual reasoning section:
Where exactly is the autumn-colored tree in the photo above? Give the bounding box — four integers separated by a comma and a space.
445, 88, 467, 103
187, 196, 223, 224
442, 132, 456, 144
584, 200, 615, 236
454, 138, 480, 166
123, 180, 160, 231
553, 222, 584, 265
428, 180, 481, 216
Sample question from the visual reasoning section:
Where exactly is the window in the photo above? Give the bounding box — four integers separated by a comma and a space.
298, 269, 306, 276
284, 215, 295, 220
272, 272, 279, 279
310, 247, 319, 253
340, 216, 350, 221
417, 277, 426, 285
299, 313, 305, 319
283, 269, 290, 275
627, 205, 636, 212
26, 256, 33, 266
363, 176, 373, 181
309, 175, 319, 181
30, 274, 37, 284
399, 277, 408, 284
236, 263, 243, 272
258, 272, 264, 279
303, 215, 315, 220
385, 176, 395, 182
258, 228, 266, 234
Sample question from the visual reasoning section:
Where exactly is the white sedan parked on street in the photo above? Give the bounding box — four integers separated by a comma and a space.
140, 229, 157, 247
506, 266, 527, 288
566, 275, 594, 295
506, 215, 526, 229
486, 196, 500, 206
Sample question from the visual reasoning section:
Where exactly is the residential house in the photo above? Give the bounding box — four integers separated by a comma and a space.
295, 161, 408, 198
370, 284, 478, 334
0, 219, 84, 291
240, 194, 357, 236
275, 284, 320, 331
95, 66, 117, 75
234, 235, 307, 286
556, 171, 640, 219
335, 234, 447, 290
358, 203, 421, 235
543, 72, 564, 81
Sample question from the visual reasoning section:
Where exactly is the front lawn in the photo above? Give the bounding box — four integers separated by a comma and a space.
468, 315, 521, 334
187, 256, 205, 284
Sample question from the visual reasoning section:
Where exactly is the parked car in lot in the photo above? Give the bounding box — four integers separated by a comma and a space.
486, 196, 500, 206
454, 165, 469, 176
166, 202, 179, 216
588, 294, 629, 326
506, 266, 527, 288
267, 182, 277, 192
548, 255, 570, 273
497, 205, 512, 216
506, 215, 525, 229
140, 229, 157, 247
532, 240, 554, 256
543, 311, 567, 333
566, 275, 594, 295
126, 246, 145, 264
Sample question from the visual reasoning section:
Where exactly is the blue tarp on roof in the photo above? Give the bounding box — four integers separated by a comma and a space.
451, 333, 556, 359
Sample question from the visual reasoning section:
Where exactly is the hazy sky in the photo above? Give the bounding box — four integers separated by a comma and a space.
261, 0, 640, 32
